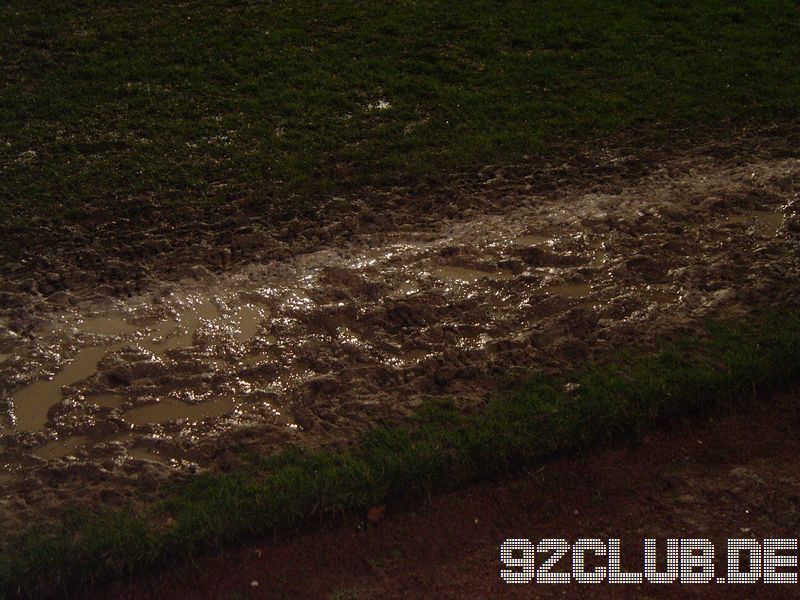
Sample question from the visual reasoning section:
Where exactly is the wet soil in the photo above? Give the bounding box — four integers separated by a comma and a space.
92, 385, 800, 599
1, 128, 799, 541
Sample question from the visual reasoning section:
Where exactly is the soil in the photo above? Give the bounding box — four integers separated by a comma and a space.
1, 126, 799, 545
91, 385, 800, 599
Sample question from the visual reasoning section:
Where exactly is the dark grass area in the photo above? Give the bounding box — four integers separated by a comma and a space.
2, 0, 799, 254
2, 307, 800, 598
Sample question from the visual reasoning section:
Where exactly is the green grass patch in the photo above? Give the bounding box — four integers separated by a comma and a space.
2, 308, 800, 597
2, 1, 799, 252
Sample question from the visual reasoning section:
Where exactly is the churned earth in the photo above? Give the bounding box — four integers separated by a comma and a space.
0, 130, 799, 539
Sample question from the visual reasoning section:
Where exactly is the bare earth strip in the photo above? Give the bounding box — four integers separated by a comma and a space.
0, 132, 799, 539
95, 386, 800, 599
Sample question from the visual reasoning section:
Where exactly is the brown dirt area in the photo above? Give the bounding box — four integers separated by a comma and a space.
1, 126, 799, 573
92, 385, 800, 599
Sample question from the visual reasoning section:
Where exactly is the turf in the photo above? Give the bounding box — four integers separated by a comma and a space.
2, 0, 799, 253
2, 308, 800, 598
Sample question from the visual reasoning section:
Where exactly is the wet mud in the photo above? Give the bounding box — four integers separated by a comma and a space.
0, 135, 799, 537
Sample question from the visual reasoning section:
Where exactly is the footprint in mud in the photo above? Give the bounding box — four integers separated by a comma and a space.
401, 348, 431, 363
545, 283, 592, 298
32, 435, 90, 460
230, 304, 269, 343
515, 234, 551, 246
723, 210, 784, 237
75, 316, 138, 336
431, 266, 514, 283
123, 395, 238, 426
85, 392, 126, 409
241, 352, 275, 366
125, 445, 169, 464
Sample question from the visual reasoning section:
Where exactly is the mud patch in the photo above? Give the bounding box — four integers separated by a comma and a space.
724, 209, 784, 236
1, 141, 799, 542
32, 435, 90, 460
123, 396, 239, 426
125, 446, 170, 465
74, 316, 139, 336
515, 234, 551, 246
545, 283, 592, 298
10, 346, 116, 431
85, 393, 127, 409
430, 266, 513, 283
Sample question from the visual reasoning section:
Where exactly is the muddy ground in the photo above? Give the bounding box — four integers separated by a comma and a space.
1, 128, 799, 541
95, 385, 800, 599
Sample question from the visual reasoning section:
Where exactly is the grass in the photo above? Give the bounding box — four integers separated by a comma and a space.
2, 307, 800, 597
2, 0, 799, 254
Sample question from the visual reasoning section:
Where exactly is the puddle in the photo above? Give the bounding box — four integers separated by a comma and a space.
11, 346, 117, 431
546, 283, 592, 298
0, 471, 13, 484
8, 294, 266, 436
123, 396, 238, 426
33, 435, 90, 460
75, 316, 138, 336
432, 266, 513, 283
85, 393, 126, 409
106, 434, 172, 465
724, 210, 784, 236
516, 234, 550, 246
0, 353, 12, 364
232, 304, 267, 343
141, 324, 188, 356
